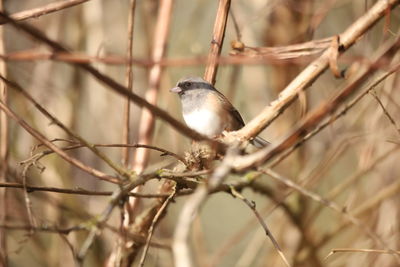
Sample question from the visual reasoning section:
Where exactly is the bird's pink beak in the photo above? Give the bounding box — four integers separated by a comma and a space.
170, 86, 182, 93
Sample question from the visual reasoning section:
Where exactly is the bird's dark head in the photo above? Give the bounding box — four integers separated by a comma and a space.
170, 76, 214, 95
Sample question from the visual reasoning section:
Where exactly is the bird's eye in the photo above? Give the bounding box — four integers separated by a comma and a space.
185, 82, 192, 87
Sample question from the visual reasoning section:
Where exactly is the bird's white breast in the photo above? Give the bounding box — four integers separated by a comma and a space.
183, 108, 223, 137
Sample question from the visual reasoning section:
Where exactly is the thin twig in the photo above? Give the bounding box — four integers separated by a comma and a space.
305, 146, 400, 226
270, 62, 400, 167
0, 12, 212, 143
0, 75, 131, 180
0, 182, 171, 198
325, 248, 400, 260
22, 142, 186, 166
370, 90, 400, 137
125, 1, 174, 253
261, 168, 399, 258
4, 45, 392, 67
21, 164, 37, 231
0, 0, 7, 263
76, 174, 153, 263
131, 0, 174, 172
0, 224, 85, 234
0, 0, 92, 25
173, 147, 239, 267
122, 0, 137, 166
230, 187, 291, 267
0, 100, 120, 184
138, 185, 176, 266
231, 37, 400, 171
204, 0, 231, 84
235, 0, 400, 141
318, 180, 400, 248
76, 168, 205, 263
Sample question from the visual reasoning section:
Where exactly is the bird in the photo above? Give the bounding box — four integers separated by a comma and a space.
170, 76, 269, 147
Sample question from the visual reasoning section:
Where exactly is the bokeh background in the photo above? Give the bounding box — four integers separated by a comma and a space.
1, 0, 400, 266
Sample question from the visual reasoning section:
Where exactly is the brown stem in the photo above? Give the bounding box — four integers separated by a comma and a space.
0, 74, 130, 180
0, 100, 120, 184
204, 0, 231, 85
235, 0, 400, 141
123, 1, 175, 264
0, 12, 211, 143
131, 0, 174, 173
122, 0, 137, 166
0, 0, 7, 264
0, 0, 92, 25
232, 35, 400, 171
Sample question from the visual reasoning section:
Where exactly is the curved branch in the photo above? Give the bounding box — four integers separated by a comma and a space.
0, 12, 214, 143
235, 0, 400, 141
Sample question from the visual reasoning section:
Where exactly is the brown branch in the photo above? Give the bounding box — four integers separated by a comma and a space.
0, 223, 169, 250
128, 0, 175, 220
2, 47, 395, 68
327, 147, 399, 200
122, 0, 137, 166
123, 4, 175, 262
269, 61, 400, 168
0, 0, 92, 25
138, 185, 176, 266
0, 0, 7, 264
22, 142, 186, 166
231, 35, 400, 171
0, 12, 211, 143
173, 147, 239, 267
305, 146, 400, 226
0, 182, 171, 198
21, 164, 37, 231
77, 168, 208, 263
204, 0, 231, 84
0, 74, 131, 180
132, 0, 174, 171
230, 187, 291, 267
370, 90, 400, 137
0, 100, 120, 184
261, 168, 398, 257
235, 0, 400, 141
77, 174, 154, 263
231, 37, 332, 59
325, 248, 400, 260
318, 180, 400, 249
0, 224, 85, 235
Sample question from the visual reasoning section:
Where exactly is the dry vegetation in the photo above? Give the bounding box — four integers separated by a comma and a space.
0, 0, 400, 266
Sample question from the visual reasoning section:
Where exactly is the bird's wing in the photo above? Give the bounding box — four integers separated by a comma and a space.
214, 90, 270, 147
213, 90, 245, 129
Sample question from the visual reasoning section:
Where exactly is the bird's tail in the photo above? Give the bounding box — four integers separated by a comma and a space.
251, 136, 270, 148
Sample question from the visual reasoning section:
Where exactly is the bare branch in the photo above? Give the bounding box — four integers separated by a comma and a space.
0, 0, 7, 263
204, 0, 231, 84
173, 147, 239, 267
0, 74, 131, 180
122, 0, 137, 166
0, 182, 171, 198
235, 0, 400, 141
230, 187, 291, 267
0, 12, 212, 143
0, 100, 120, 184
0, 0, 92, 25
231, 36, 400, 171
325, 248, 400, 260
139, 186, 176, 266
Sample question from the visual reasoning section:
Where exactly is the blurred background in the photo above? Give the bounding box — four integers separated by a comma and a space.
1, 0, 400, 266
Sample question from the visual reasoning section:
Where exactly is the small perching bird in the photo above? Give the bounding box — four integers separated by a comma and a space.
170, 76, 269, 147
